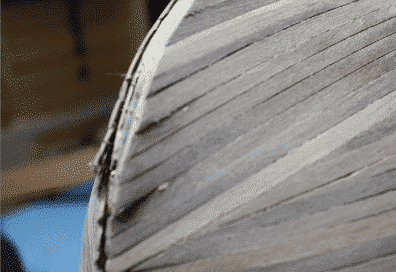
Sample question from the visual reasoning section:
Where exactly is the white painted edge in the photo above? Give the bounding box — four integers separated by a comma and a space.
104, 1, 196, 270
106, 91, 396, 270
118, 0, 194, 164
107, 0, 196, 215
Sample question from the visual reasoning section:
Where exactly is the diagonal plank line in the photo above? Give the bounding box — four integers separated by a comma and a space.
125, 41, 396, 187
130, 16, 396, 161
106, 91, 396, 270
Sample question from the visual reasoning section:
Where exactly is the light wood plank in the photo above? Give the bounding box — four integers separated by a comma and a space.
106, 54, 396, 256
135, 215, 396, 272
107, 64, 396, 247
105, 89, 396, 270
144, 0, 395, 130
148, 0, 373, 99
169, 0, 288, 45
340, 255, 396, 272
138, 10, 396, 154
99, 0, 396, 270
110, 28, 396, 216
133, 195, 396, 271
106, 111, 396, 260
134, 142, 396, 269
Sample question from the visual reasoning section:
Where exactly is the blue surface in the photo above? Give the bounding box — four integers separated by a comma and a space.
1, 180, 94, 272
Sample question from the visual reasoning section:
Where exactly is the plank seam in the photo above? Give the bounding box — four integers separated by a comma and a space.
251, 32, 396, 110
220, 156, 394, 228
106, 90, 396, 270
134, 15, 396, 158
332, 248, 396, 271
128, 36, 396, 178
111, 166, 193, 228
149, 0, 363, 99
145, 12, 396, 137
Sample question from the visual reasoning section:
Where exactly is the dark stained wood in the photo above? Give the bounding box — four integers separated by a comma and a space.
81, 0, 396, 271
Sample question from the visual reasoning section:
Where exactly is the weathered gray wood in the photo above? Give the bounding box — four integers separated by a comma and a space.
169, 0, 283, 45
107, 106, 396, 259
86, 0, 396, 271
340, 254, 396, 272
110, 15, 396, 216
146, 0, 394, 127
136, 232, 396, 272
148, 0, 374, 102
133, 135, 396, 270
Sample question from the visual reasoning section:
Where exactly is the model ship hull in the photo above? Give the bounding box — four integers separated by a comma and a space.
82, 0, 396, 271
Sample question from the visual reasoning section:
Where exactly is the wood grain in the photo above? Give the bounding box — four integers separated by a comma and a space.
111, 9, 396, 216
94, 0, 396, 271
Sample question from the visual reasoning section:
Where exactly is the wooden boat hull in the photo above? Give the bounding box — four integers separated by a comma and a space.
81, 0, 396, 271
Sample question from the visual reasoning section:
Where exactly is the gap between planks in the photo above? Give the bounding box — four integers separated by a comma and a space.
105, 90, 396, 271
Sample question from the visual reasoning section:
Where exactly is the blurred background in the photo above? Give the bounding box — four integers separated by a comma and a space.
1, 0, 171, 271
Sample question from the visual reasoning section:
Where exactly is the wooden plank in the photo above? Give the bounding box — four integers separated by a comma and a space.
90, 0, 396, 271
81, 1, 197, 271
109, 19, 396, 216
212, 128, 396, 232
170, 0, 280, 45
132, 144, 396, 271
135, 231, 396, 272
340, 255, 396, 272
106, 65, 396, 252
145, 0, 394, 127
108, 120, 396, 262
149, 0, 369, 99
138, 12, 396, 158
105, 89, 396, 270
133, 140, 396, 270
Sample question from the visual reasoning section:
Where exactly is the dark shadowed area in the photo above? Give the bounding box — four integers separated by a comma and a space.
1, 0, 170, 270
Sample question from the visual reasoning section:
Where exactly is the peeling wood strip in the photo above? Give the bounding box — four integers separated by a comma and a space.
95, 1, 196, 271
82, 0, 191, 270
107, 0, 196, 216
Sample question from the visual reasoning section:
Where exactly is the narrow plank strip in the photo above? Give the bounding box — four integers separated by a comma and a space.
108, 0, 197, 214
133, 18, 396, 183
111, 30, 396, 216
105, 89, 396, 270
139, 11, 396, 154
106, 64, 396, 257
142, 233, 396, 272
340, 255, 396, 272
131, 194, 396, 271
168, 0, 279, 45
108, 118, 396, 259
134, 148, 396, 269
135, 198, 396, 271
214, 143, 396, 233
150, 0, 361, 95
144, 0, 395, 128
